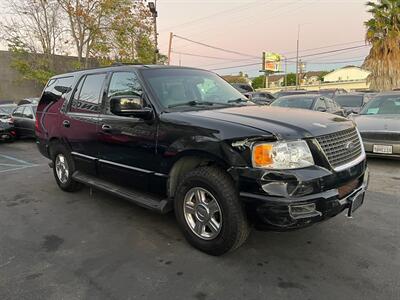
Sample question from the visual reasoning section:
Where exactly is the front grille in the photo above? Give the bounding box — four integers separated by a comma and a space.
316, 127, 362, 169
360, 131, 400, 143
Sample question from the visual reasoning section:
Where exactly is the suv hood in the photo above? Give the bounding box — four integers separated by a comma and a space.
184, 106, 354, 140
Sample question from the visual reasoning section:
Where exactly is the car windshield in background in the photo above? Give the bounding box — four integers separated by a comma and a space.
141, 69, 249, 109
231, 83, 253, 93
360, 95, 400, 115
335, 95, 363, 107
270, 96, 314, 109
0, 106, 15, 115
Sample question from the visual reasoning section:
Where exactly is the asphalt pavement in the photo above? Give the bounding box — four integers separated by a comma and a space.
0, 140, 399, 300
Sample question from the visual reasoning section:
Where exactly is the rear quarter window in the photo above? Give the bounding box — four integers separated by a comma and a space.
38, 76, 74, 113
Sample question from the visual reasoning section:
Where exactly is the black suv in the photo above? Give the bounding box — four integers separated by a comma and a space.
36, 65, 368, 255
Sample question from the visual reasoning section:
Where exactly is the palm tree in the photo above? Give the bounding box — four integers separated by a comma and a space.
363, 0, 400, 91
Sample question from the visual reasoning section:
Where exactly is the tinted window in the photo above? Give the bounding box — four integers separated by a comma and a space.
271, 96, 314, 109
70, 73, 106, 113
108, 72, 142, 97
360, 95, 400, 115
43, 76, 74, 102
12, 106, 25, 117
22, 106, 34, 119
334, 95, 363, 107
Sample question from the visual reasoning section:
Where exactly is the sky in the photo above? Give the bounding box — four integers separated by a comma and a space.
156, 0, 372, 76
0, 0, 372, 77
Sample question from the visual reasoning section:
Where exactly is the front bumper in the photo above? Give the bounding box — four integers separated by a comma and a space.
232, 160, 368, 230
363, 140, 400, 159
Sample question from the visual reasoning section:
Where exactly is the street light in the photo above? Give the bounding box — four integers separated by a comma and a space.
148, 1, 158, 64
148, 2, 157, 16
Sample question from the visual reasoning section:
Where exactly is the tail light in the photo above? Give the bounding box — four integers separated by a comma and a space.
35, 117, 39, 131
8, 117, 14, 125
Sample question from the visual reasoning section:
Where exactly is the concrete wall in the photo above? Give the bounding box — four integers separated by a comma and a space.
0, 51, 43, 102
0, 51, 98, 103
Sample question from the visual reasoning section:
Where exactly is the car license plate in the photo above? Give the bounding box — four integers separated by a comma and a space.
347, 192, 365, 217
373, 144, 393, 154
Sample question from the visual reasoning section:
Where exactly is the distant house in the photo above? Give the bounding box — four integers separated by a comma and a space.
267, 74, 285, 87
323, 66, 370, 82
302, 71, 327, 85
266, 71, 326, 87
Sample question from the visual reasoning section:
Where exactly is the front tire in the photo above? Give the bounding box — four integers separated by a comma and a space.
50, 143, 82, 192
174, 166, 250, 256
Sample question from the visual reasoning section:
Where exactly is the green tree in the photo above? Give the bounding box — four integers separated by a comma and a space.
363, 0, 400, 91
251, 76, 264, 89
283, 73, 296, 86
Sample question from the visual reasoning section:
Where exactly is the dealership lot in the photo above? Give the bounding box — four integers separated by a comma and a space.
0, 141, 399, 300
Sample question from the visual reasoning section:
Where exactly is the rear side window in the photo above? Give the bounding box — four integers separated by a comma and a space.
70, 73, 106, 114
43, 76, 74, 101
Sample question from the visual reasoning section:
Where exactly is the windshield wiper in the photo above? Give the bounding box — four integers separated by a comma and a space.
168, 100, 227, 108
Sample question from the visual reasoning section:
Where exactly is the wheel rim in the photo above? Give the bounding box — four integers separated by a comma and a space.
183, 187, 222, 240
55, 154, 69, 184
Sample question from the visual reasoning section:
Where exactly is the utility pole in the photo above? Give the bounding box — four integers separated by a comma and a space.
148, 1, 158, 64
295, 24, 300, 90
167, 32, 173, 65
284, 56, 288, 90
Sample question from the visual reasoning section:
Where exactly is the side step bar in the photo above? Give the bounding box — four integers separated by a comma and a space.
72, 171, 172, 214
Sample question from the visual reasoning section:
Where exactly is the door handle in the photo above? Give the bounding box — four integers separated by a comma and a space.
63, 120, 70, 128
101, 124, 112, 132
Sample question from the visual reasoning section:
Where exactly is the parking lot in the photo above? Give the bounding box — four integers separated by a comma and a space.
0, 140, 399, 300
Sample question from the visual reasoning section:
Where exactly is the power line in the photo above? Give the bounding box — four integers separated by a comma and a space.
173, 34, 259, 58
171, 51, 252, 61
282, 40, 366, 55
209, 45, 369, 71
174, 1, 301, 50
196, 46, 368, 69
159, 0, 267, 33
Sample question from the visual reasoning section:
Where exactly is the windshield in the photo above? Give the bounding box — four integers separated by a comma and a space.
360, 95, 400, 115
141, 69, 248, 109
0, 106, 15, 115
270, 96, 315, 109
335, 95, 363, 107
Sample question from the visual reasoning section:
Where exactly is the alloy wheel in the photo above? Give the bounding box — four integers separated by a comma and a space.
55, 154, 69, 184
183, 187, 222, 240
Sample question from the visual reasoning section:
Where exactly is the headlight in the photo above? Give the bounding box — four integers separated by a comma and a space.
252, 140, 314, 169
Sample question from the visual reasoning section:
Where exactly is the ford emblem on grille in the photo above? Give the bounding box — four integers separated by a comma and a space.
345, 141, 356, 152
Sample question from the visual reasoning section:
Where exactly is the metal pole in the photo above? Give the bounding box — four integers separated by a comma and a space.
295, 24, 300, 90
167, 32, 173, 65
153, 0, 158, 64
284, 56, 288, 90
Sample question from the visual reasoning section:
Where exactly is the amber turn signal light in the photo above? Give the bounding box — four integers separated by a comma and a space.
252, 144, 273, 167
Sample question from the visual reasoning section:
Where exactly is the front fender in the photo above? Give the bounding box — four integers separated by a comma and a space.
159, 135, 248, 174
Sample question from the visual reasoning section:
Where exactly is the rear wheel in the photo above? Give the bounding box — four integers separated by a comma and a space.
174, 166, 250, 256
50, 143, 82, 192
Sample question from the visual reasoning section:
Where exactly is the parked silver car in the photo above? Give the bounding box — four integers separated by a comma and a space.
351, 92, 400, 159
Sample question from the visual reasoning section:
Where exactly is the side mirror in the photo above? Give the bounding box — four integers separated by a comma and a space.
110, 96, 153, 120
317, 107, 327, 112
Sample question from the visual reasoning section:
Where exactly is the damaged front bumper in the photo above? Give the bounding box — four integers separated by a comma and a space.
231, 159, 368, 230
